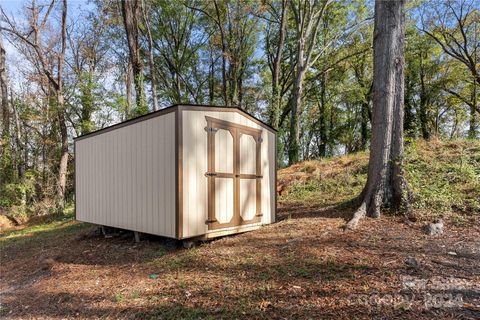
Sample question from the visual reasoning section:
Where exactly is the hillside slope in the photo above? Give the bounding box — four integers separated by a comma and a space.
278, 139, 480, 222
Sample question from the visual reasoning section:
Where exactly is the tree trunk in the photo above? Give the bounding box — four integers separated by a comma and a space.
55, 0, 68, 210
208, 41, 215, 105
318, 72, 327, 157
418, 55, 430, 140
269, 0, 288, 129
0, 35, 9, 141
360, 100, 370, 149
0, 35, 10, 186
346, 0, 411, 230
125, 60, 133, 119
288, 66, 305, 165
121, 0, 146, 113
468, 81, 477, 139
11, 98, 24, 181
56, 93, 68, 209
141, 0, 158, 111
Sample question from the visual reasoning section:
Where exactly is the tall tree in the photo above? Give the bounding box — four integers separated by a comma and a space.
346, 0, 411, 230
265, 0, 288, 129
287, 0, 331, 165
0, 34, 10, 186
0, 35, 8, 142
121, 0, 147, 115
141, 0, 159, 111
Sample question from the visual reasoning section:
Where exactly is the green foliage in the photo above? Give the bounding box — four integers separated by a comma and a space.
0, 170, 36, 210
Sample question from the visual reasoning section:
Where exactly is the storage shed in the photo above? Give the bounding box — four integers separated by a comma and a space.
74, 104, 277, 240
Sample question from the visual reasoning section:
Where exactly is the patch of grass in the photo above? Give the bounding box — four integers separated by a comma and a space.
0, 211, 92, 251
279, 153, 368, 207
166, 257, 187, 269
405, 139, 480, 219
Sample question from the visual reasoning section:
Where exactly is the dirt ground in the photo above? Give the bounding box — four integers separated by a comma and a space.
1, 205, 479, 319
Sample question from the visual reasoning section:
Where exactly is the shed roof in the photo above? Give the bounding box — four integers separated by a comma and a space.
74, 104, 276, 141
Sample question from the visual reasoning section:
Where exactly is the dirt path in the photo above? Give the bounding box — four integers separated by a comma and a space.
1, 207, 479, 319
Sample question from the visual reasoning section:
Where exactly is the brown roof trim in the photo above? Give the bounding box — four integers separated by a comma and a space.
74, 105, 178, 141
178, 104, 277, 133
74, 104, 276, 141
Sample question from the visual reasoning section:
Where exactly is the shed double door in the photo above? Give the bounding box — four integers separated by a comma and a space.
205, 116, 263, 230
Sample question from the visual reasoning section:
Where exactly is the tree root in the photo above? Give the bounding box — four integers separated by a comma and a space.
344, 202, 367, 230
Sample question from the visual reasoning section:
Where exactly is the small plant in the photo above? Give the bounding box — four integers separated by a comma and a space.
113, 293, 124, 303
178, 280, 186, 289
130, 291, 140, 299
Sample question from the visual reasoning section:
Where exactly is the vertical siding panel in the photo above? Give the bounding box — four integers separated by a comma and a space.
145, 121, 151, 234
144, 122, 149, 232
151, 118, 157, 235
136, 124, 142, 231
270, 131, 276, 222
89, 141, 94, 222
99, 136, 105, 225
104, 133, 109, 226
157, 116, 163, 235
163, 115, 167, 235
182, 111, 189, 237
122, 128, 127, 229
75, 143, 81, 220
107, 133, 112, 226
92, 137, 98, 224
128, 127, 133, 230
138, 124, 142, 232
169, 115, 175, 237
193, 111, 200, 236
141, 122, 147, 233
157, 117, 167, 234
111, 131, 116, 227
117, 129, 123, 228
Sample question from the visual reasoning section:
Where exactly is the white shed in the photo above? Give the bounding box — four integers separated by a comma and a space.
74, 104, 277, 240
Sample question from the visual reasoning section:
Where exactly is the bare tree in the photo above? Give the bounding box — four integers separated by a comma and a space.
346, 0, 411, 230
1, 0, 69, 209
421, 0, 480, 115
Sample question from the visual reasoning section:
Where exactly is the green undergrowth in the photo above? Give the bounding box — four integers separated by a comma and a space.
279, 139, 480, 221
0, 206, 91, 250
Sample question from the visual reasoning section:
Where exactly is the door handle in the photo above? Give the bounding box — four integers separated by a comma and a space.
205, 172, 218, 177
